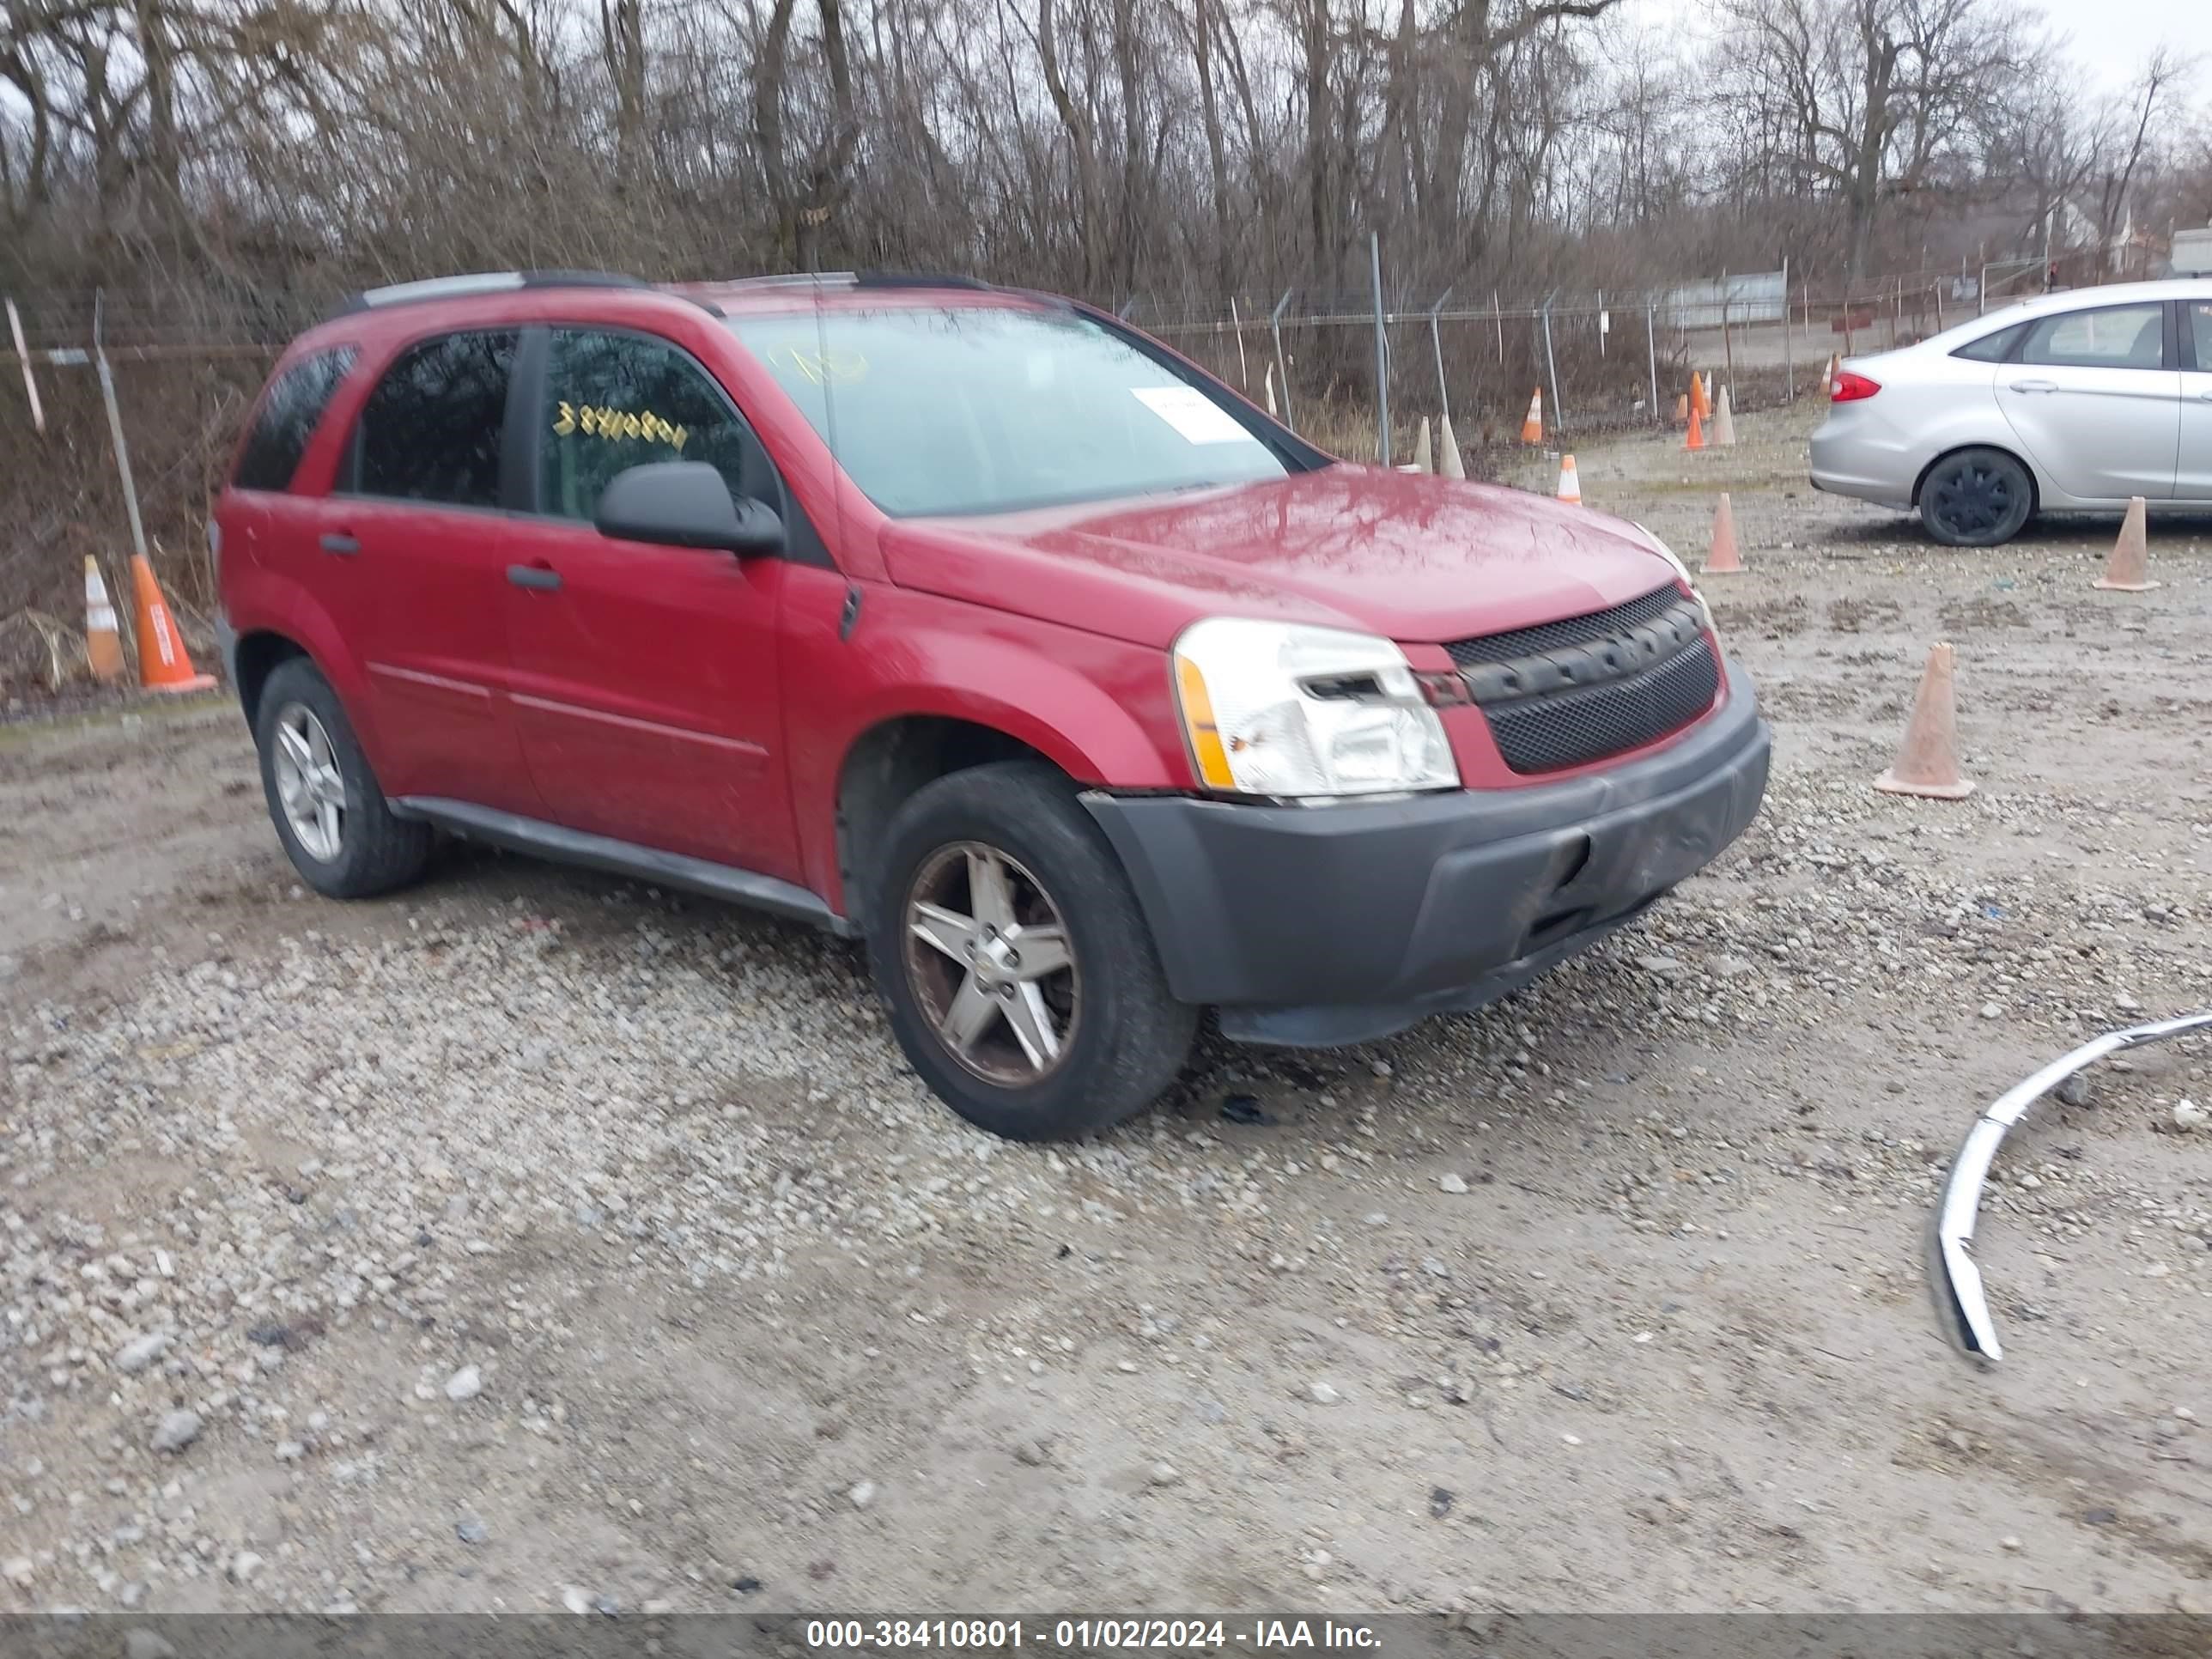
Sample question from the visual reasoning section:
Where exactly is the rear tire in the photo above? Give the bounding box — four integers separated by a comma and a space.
1919, 447, 2034, 547
865, 760, 1197, 1141
255, 658, 429, 898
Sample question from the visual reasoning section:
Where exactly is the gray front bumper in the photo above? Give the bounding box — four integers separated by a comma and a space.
1084, 662, 1771, 1047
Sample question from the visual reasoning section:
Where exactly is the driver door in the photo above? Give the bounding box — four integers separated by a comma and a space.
501, 325, 801, 881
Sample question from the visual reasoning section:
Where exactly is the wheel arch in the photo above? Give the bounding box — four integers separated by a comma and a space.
834, 715, 1068, 921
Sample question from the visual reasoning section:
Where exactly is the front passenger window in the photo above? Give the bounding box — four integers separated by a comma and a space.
538, 330, 760, 524
2017, 304, 2166, 371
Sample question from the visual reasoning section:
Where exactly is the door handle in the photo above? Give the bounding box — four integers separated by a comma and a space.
319, 532, 361, 556
507, 563, 562, 592
2006, 379, 2059, 393
2199, 388, 2212, 402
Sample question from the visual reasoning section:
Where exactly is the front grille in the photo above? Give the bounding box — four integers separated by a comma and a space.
1483, 636, 1720, 774
1445, 583, 1682, 668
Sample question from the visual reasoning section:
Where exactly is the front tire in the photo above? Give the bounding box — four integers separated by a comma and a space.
1919, 447, 2034, 547
254, 658, 429, 898
866, 760, 1197, 1141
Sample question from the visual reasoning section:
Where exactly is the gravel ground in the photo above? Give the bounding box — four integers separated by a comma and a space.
3, 401, 2210, 1618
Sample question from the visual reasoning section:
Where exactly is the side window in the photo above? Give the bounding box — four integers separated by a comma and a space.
2016, 304, 2166, 371
233, 349, 356, 491
2189, 302, 2212, 371
538, 329, 759, 523
352, 330, 520, 507
1949, 323, 2023, 363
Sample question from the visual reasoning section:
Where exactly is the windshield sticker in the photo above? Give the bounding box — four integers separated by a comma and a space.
770, 345, 868, 386
1130, 386, 1256, 446
553, 401, 689, 450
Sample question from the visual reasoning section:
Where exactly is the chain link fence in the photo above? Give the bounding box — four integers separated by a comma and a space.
0, 258, 2149, 688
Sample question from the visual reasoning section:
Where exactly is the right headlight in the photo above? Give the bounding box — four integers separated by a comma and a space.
1170, 617, 1461, 801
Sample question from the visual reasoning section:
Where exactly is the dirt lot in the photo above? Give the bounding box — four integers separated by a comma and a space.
3, 402, 2210, 1619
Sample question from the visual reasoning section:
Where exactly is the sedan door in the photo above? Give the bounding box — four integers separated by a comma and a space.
2179, 298, 2212, 501
1996, 300, 2179, 502
500, 325, 802, 884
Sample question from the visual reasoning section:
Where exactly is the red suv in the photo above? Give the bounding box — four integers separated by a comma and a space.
213, 269, 1769, 1139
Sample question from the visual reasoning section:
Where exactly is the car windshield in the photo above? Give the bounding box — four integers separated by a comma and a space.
727, 304, 1291, 517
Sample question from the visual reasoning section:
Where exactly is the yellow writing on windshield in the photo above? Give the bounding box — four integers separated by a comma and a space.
769, 346, 867, 386
552, 400, 689, 450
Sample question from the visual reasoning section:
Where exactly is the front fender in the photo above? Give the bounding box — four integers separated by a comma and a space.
787, 593, 1189, 909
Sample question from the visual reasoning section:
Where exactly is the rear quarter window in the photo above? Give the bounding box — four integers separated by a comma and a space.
233, 349, 357, 491
1949, 323, 2024, 363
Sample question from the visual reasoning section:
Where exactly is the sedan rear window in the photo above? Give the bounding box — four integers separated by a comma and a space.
728, 306, 1290, 517
2017, 303, 2166, 371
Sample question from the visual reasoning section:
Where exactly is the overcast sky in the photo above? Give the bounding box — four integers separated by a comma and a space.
1618, 0, 2195, 99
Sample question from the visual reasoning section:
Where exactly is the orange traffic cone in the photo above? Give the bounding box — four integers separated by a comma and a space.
1521, 387, 1544, 446
2094, 497, 2158, 592
84, 555, 125, 682
1555, 453, 1583, 505
1673, 392, 1689, 427
1705, 493, 1743, 574
1691, 374, 1711, 420
129, 554, 216, 694
1821, 353, 1839, 397
1685, 404, 1705, 452
1874, 643, 1974, 800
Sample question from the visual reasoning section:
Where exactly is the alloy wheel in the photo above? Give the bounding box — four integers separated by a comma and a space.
271, 702, 348, 863
902, 842, 1079, 1086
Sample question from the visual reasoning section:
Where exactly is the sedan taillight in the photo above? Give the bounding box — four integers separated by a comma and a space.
1831, 370, 1881, 403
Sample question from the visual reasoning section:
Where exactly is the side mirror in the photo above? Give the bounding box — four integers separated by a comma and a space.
593, 461, 784, 556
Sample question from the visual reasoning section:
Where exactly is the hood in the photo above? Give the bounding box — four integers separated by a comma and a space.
878, 466, 1680, 650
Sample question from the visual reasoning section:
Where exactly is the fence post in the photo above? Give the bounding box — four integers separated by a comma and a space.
1228, 295, 1249, 387
1493, 290, 1504, 362
1369, 232, 1390, 465
1540, 299, 1562, 437
93, 291, 154, 568
1722, 295, 1735, 397
1428, 287, 1454, 430
1644, 300, 1659, 425
1269, 289, 1296, 432
1781, 255, 1793, 404
5, 297, 45, 434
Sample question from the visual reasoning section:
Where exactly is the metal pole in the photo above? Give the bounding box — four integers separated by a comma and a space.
1428, 286, 1454, 430
1493, 289, 1504, 362
1781, 255, 1793, 404
1978, 264, 1987, 316
1370, 232, 1390, 466
93, 291, 152, 565
1269, 289, 1295, 432
1228, 295, 1250, 387
1596, 289, 1606, 357
1540, 300, 1562, 437
1722, 295, 1735, 397
1644, 300, 1659, 425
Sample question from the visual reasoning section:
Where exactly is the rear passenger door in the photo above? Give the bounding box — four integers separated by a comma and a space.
501, 325, 799, 879
1996, 301, 2179, 501
327, 328, 538, 811
2179, 299, 2212, 500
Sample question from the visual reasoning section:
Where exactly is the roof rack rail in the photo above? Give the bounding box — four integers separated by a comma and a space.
855, 270, 994, 290
325, 269, 649, 320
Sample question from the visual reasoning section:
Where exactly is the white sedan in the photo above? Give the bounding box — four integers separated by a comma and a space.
1809, 279, 2212, 545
